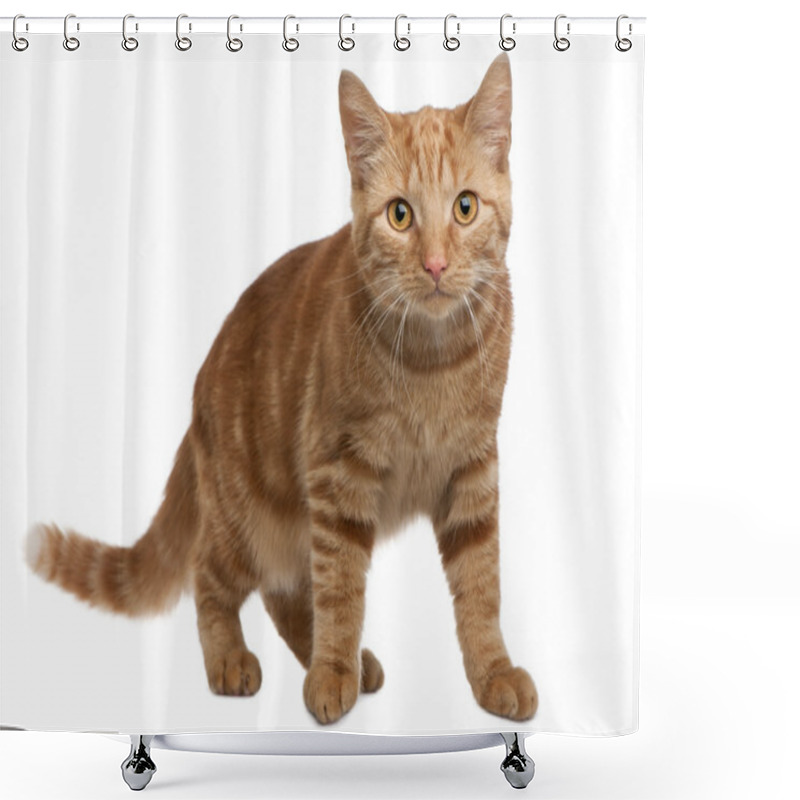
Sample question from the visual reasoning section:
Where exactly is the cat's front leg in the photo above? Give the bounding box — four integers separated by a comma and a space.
303, 458, 379, 724
434, 450, 538, 721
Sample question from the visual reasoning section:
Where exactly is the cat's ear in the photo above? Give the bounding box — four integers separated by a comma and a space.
339, 70, 392, 188
465, 54, 513, 171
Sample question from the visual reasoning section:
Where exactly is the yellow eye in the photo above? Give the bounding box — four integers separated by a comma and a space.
387, 199, 413, 232
454, 191, 478, 225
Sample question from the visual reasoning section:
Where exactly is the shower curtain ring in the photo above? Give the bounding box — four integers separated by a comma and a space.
283, 15, 299, 52
499, 14, 516, 51
226, 15, 243, 52
12, 15, 29, 51
175, 14, 192, 51
615, 15, 632, 51
122, 14, 139, 51
553, 14, 570, 52
338, 15, 355, 51
63, 13, 80, 51
443, 14, 460, 51
394, 15, 410, 51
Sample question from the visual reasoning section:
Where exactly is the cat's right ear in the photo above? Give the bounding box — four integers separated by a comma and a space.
339, 71, 392, 189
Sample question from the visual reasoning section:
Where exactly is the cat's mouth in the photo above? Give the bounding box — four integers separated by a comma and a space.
422, 286, 458, 306
417, 286, 460, 318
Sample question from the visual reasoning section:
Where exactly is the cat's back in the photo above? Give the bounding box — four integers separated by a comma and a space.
199, 224, 352, 368
191, 224, 354, 452
236, 223, 352, 331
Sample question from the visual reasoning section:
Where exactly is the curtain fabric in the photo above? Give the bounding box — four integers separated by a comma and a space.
0, 29, 643, 736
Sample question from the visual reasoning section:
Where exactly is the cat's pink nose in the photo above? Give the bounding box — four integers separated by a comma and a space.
424, 256, 448, 284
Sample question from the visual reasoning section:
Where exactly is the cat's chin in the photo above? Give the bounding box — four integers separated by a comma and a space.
416, 288, 459, 319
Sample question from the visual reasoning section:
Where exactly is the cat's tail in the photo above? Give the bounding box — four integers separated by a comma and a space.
25, 433, 199, 617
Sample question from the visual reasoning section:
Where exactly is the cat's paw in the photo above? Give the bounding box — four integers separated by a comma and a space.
206, 648, 262, 697
360, 648, 384, 693
304, 662, 359, 724
477, 665, 538, 721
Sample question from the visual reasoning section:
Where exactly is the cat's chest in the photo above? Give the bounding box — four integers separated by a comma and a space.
377, 409, 469, 529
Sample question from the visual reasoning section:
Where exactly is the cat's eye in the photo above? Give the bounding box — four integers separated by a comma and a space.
453, 191, 479, 225
387, 199, 413, 232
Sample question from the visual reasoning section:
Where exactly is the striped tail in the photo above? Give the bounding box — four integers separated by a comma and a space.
25, 433, 199, 617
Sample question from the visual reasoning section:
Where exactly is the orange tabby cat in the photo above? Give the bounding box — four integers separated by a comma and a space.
26, 54, 537, 724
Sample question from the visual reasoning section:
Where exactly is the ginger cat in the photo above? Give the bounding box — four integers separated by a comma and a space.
27, 54, 537, 724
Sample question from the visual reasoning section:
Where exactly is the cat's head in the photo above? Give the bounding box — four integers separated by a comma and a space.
339, 55, 512, 321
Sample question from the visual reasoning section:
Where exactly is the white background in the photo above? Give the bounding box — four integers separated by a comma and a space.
1, 0, 798, 798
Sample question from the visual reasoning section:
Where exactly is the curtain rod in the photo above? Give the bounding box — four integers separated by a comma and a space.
1, 16, 646, 37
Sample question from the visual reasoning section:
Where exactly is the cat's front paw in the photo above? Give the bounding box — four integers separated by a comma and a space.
477, 665, 538, 721
304, 662, 359, 724
206, 648, 262, 697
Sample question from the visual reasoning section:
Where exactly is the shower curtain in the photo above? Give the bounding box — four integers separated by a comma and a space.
0, 17, 643, 737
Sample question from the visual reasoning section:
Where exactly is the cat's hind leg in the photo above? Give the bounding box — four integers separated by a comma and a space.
359, 647, 384, 694
194, 519, 263, 697
261, 576, 384, 693
261, 576, 314, 669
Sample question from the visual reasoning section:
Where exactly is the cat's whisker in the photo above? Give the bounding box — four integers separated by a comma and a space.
352, 299, 398, 376
365, 291, 404, 342
389, 300, 413, 408
349, 279, 396, 332
466, 284, 502, 320
350, 283, 399, 347
348, 281, 402, 376
363, 292, 406, 369
480, 278, 513, 300
330, 266, 367, 285
341, 282, 372, 301
473, 268, 512, 296
463, 294, 488, 406
389, 302, 404, 401
467, 286, 512, 339
398, 301, 413, 408
342, 269, 396, 302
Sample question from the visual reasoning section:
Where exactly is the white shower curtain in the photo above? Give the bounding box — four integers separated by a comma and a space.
0, 21, 643, 736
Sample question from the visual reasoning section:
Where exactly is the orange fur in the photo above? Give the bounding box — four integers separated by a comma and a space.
26, 54, 537, 724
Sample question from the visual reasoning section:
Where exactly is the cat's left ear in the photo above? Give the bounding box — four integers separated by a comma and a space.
465, 54, 513, 171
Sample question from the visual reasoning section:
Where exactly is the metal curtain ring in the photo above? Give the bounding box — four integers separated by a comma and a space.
553, 14, 570, 52
226, 15, 243, 52
338, 14, 355, 51
63, 13, 80, 51
394, 14, 410, 51
283, 15, 299, 52
615, 14, 632, 51
443, 14, 460, 51
499, 14, 516, 51
175, 14, 192, 50
12, 14, 29, 51
122, 14, 139, 51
